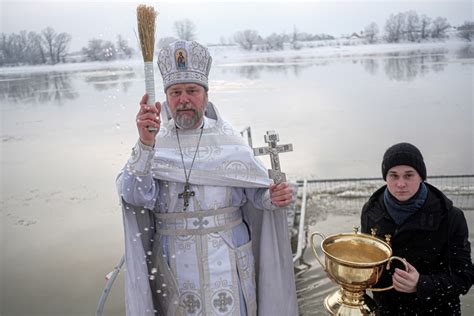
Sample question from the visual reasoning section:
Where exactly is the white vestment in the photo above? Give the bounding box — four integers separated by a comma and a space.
117, 102, 298, 316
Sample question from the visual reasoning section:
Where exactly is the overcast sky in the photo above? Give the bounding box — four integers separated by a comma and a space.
1, 0, 472, 51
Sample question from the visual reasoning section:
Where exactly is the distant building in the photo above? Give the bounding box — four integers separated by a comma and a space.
350, 32, 364, 40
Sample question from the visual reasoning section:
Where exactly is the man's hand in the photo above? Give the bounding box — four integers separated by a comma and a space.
392, 260, 419, 293
136, 94, 161, 147
269, 182, 293, 207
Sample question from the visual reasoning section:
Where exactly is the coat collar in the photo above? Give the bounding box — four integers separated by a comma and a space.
364, 183, 451, 232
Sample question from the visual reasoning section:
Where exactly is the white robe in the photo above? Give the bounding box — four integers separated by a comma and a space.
117, 102, 298, 316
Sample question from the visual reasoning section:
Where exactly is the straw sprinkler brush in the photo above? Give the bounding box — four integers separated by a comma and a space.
137, 4, 159, 132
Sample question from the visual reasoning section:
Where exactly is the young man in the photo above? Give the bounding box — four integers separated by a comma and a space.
117, 40, 298, 316
361, 142, 473, 315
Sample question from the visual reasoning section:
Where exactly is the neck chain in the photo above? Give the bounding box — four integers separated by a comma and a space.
176, 124, 204, 211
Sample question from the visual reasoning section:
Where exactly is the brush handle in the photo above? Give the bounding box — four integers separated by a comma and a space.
144, 61, 158, 132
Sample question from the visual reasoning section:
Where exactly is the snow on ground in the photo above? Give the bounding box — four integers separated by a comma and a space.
210, 38, 471, 64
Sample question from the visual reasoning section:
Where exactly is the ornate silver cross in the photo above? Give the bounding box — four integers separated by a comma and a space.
253, 130, 293, 183
178, 182, 195, 211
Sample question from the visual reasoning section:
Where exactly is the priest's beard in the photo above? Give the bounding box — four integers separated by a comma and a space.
174, 103, 204, 129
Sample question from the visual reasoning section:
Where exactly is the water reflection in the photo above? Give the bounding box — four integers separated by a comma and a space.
0, 67, 138, 104
364, 46, 474, 81
363, 59, 379, 75
456, 44, 474, 59
83, 69, 136, 92
363, 49, 450, 81
224, 46, 472, 82
0, 45, 471, 103
221, 60, 314, 79
0, 72, 77, 104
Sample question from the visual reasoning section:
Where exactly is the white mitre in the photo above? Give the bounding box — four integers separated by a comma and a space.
157, 40, 212, 91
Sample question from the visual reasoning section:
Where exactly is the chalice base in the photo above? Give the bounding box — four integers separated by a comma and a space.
324, 288, 378, 315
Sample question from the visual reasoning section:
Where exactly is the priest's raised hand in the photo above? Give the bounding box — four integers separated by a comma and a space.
136, 93, 161, 147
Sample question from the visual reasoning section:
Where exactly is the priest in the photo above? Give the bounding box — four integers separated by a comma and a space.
117, 40, 298, 316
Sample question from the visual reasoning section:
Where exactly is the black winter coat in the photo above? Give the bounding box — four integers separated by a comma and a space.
361, 183, 473, 315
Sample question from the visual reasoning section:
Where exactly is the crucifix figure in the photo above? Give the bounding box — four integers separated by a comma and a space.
253, 130, 293, 183
178, 183, 195, 211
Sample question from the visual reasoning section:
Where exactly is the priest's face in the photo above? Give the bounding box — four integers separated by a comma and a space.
166, 83, 207, 129
385, 165, 422, 201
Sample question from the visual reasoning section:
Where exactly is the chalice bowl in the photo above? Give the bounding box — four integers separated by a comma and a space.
310, 227, 407, 315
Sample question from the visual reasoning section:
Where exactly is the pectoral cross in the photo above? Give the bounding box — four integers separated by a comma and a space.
253, 130, 293, 183
178, 182, 195, 211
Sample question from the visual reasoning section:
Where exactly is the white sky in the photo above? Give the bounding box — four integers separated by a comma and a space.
1, 0, 472, 51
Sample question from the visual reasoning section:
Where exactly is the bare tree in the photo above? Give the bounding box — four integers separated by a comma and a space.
32, 32, 47, 64
116, 35, 133, 58
158, 36, 178, 49
264, 33, 285, 50
405, 11, 420, 42
54, 32, 71, 63
420, 15, 431, 39
174, 19, 197, 41
385, 13, 406, 42
364, 22, 379, 43
431, 17, 450, 38
82, 39, 116, 61
0, 34, 10, 65
0, 28, 70, 66
42, 27, 56, 64
291, 25, 302, 49
26, 31, 46, 64
458, 21, 474, 41
14, 32, 30, 64
41, 27, 71, 64
234, 29, 260, 50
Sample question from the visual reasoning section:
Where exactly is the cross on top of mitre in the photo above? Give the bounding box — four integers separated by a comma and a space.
253, 130, 293, 183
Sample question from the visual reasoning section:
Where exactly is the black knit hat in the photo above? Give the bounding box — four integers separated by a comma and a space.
381, 142, 426, 180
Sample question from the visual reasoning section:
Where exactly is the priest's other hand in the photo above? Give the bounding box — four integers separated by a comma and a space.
392, 260, 419, 293
269, 182, 293, 207
137, 94, 161, 147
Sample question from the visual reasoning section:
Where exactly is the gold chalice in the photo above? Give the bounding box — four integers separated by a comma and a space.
310, 227, 407, 315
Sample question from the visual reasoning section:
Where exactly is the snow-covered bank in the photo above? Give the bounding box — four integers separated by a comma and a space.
0, 39, 471, 75
210, 39, 473, 66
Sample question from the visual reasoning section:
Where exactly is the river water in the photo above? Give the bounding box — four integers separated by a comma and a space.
1, 41, 472, 315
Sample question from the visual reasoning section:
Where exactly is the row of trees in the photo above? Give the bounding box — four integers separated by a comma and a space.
2, 15, 473, 66
384, 11, 450, 42
458, 22, 474, 41
232, 11, 471, 51
233, 28, 334, 51
81, 35, 134, 62
0, 19, 196, 66
0, 27, 71, 65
